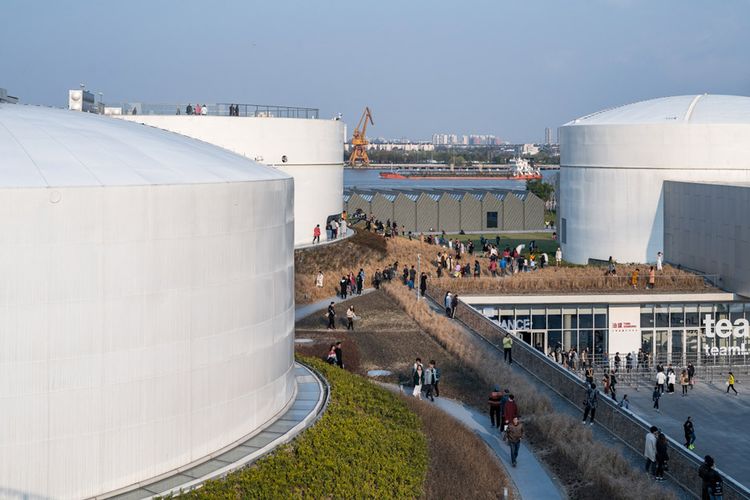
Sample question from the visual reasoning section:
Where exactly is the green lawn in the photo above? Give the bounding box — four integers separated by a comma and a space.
437, 232, 559, 254
183, 357, 428, 499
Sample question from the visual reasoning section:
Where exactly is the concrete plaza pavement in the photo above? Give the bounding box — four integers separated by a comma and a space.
621, 377, 749, 486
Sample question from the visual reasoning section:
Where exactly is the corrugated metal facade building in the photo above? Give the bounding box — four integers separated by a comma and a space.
345, 188, 545, 232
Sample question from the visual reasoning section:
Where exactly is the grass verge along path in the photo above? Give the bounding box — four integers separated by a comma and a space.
182, 357, 427, 499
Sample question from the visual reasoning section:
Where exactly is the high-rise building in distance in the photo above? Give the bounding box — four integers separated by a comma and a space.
544, 127, 553, 145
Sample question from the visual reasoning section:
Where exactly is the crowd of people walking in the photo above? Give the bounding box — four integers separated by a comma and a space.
488, 385, 523, 466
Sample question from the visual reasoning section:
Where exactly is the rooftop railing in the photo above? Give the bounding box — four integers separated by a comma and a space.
108, 102, 319, 119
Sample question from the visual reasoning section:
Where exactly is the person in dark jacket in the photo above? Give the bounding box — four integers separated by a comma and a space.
450, 293, 459, 318
655, 432, 669, 481
698, 455, 723, 500
419, 272, 428, 297
339, 276, 348, 299
504, 416, 524, 467
334, 341, 343, 369
327, 302, 336, 330
684, 416, 696, 449
488, 386, 503, 428
430, 360, 440, 397
582, 383, 598, 425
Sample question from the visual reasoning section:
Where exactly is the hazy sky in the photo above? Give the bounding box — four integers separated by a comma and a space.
2, 0, 749, 142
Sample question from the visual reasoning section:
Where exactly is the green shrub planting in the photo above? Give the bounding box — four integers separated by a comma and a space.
182, 357, 427, 499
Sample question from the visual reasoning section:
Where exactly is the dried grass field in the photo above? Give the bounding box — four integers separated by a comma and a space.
295, 291, 511, 499
296, 229, 712, 304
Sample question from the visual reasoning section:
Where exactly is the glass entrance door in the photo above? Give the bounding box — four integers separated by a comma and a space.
532, 331, 546, 353
671, 329, 684, 367
520, 330, 547, 354
655, 330, 669, 366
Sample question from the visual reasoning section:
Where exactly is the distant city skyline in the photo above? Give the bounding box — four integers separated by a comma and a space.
1, 0, 749, 142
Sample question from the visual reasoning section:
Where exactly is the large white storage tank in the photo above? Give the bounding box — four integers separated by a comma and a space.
117, 113, 345, 247
558, 94, 750, 264
0, 104, 295, 498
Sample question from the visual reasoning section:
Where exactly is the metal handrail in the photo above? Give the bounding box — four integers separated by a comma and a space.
106, 102, 319, 119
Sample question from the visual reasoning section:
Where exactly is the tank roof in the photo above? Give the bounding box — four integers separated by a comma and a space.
565, 94, 750, 126
0, 104, 289, 188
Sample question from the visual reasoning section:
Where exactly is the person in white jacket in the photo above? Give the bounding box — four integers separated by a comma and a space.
644, 426, 659, 477
555, 247, 562, 267
656, 370, 666, 394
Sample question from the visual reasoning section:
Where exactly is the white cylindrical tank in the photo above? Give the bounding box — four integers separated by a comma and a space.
117, 115, 345, 247
558, 94, 750, 264
0, 104, 295, 499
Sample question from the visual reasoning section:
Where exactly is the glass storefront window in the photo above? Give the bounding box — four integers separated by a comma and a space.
686, 329, 699, 360
641, 306, 655, 328
730, 302, 744, 322
671, 330, 683, 366
595, 313, 607, 328
716, 304, 729, 321
642, 330, 653, 358
563, 330, 577, 350
579, 313, 593, 329
685, 305, 699, 327
548, 314, 561, 329
563, 308, 577, 329
548, 330, 562, 351
595, 330, 607, 356
579, 330, 593, 352
655, 330, 669, 365
532, 314, 546, 329
670, 308, 684, 327
656, 306, 669, 327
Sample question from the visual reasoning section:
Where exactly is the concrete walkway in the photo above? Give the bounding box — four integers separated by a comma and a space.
622, 377, 750, 486
295, 288, 375, 322
294, 228, 354, 251
427, 394, 562, 500
381, 384, 562, 500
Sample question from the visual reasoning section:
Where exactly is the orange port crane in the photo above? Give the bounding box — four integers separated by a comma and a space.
347, 106, 374, 167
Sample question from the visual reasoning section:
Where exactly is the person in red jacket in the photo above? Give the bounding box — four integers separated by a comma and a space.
313, 224, 321, 244
503, 394, 518, 430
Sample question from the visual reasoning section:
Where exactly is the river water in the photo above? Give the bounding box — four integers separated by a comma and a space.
344, 168, 557, 191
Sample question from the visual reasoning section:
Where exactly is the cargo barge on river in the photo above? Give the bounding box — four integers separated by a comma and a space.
379, 158, 542, 180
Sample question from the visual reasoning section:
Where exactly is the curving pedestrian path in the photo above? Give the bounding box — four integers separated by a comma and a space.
295, 288, 375, 322
383, 384, 562, 500
298, 291, 563, 499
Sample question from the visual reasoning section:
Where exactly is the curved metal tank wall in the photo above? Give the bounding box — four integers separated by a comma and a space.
118, 115, 345, 247
0, 106, 296, 499
558, 95, 750, 264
